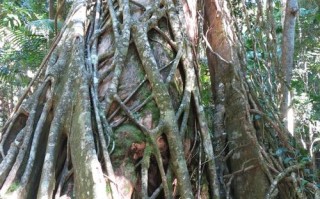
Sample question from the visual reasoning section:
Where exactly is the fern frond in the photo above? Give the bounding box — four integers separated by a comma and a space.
26, 19, 55, 36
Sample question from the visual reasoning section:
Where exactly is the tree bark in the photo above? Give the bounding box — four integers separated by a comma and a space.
280, 0, 299, 132
204, 1, 269, 198
0, 0, 217, 198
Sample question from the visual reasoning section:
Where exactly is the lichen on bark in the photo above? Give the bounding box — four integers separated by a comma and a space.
0, 0, 218, 198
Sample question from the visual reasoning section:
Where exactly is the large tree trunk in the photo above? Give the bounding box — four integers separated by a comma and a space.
0, 0, 218, 198
204, 0, 269, 198
204, 1, 320, 199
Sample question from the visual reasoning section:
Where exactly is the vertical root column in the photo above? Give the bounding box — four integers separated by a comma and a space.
132, 23, 194, 199
68, 6, 109, 197
17, 79, 54, 198
0, 81, 52, 197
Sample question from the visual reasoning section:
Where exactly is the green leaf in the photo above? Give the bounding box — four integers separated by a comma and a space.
283, 157, 293, 164
275, 147, 287, 157
300, 156, 311, 163
301, 179, 308, 187
254, 114, 261, 120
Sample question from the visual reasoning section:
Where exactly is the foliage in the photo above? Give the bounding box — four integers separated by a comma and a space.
0, 1, 49, 85
7, 182, 19, 193
228, 0, 320, 196
293, 2, 320, 117
230, 0, 320, 136
0, 0, 50, 127
199, 59, 212, 107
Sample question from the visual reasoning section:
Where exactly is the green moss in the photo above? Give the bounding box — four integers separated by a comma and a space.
142, 101, 160, 123
123, 162, 137, 184
143, 144, 153, 156
114, 124, 145, 142
106, 183, 111, 194
7, 182, 19, 193
111, 124, 145, 167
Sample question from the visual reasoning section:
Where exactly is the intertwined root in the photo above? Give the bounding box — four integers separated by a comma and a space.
0, 0, 217, 198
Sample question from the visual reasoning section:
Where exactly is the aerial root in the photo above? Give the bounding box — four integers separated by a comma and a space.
249, 109, 291, 150
149, 184, 163, 199
113, 94, 172, 198
141, 144, 151, 198
152, 138, 171, 198
17, 84, 54, 197
91, 88, 119, 198
0, 129, 25, 189
0, 80, 52, 196
0, 1, 220, 198
266, 163, 306, 199
0, 110, 27, 159
36, 87, 70, 197
54, 159, 74, 198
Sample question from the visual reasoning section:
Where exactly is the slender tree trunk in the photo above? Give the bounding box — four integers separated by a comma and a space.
48, 0, 55, 45
49, 0, 55, 20
280, 0, 299, 133
0, 88, 6, 128
54, 0, 66, 35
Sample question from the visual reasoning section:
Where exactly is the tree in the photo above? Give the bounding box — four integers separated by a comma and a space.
204, 0, 269, 198
0, 0, 51, 128
280, 0, 299, 133
0, 0, 218, 198
1, 0, 320, 198
204, 0, 320, 199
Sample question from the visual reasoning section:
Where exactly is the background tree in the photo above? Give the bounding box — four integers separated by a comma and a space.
204, 0, 320, 198
204, 0, 269, 198
280, 0, 299, 133
0, 0, 49, 127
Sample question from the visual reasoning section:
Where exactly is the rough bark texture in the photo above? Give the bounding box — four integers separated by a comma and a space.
2, 0, 317, 198
203, 1, 320, 199
280, 0, 299, 132
204, 0, 269, 198
0, 0, 218, 198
